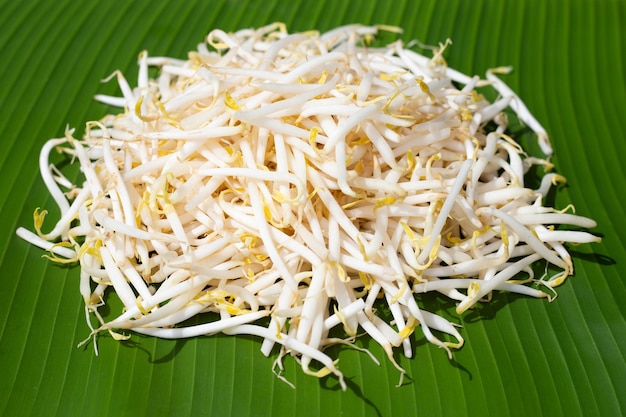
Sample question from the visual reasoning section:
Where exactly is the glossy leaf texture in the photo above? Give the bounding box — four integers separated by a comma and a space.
1, 1, 624, 416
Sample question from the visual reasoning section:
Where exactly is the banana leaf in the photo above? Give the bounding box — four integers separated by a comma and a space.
1, 1, 624, 416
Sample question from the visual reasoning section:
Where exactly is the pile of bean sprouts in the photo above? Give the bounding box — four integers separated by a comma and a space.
17, 24, 600, 390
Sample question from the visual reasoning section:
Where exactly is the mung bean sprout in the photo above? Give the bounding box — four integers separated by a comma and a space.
17, 24, 600, 390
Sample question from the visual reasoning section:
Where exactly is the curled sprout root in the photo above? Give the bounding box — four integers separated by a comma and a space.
17, 24, 600, 390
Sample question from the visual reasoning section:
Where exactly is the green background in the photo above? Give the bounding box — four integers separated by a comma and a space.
1, 1, 624, 416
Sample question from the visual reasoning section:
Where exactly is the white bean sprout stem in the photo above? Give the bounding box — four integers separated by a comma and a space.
17, 23, 600, 390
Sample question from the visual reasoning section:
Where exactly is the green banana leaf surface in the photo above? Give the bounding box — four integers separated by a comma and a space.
1, 1, 624, 416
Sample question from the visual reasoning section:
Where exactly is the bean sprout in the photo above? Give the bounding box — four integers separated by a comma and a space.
17, 24, 600, 390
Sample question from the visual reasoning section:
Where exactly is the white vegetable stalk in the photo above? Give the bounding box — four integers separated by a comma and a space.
18, 23, 599, 390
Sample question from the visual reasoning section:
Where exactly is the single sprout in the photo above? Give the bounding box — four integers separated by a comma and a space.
17, 23, 600, 390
